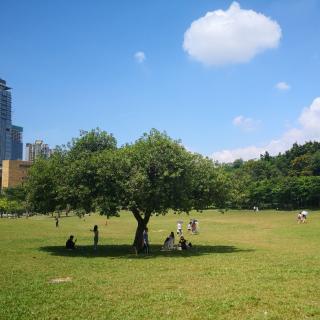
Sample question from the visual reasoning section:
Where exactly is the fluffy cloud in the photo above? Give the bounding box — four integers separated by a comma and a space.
183, 2, 282, 66
276, 82, 290, 91
213, 98, 320, 162
134, 51, 146, 63
233, 115, 260, 131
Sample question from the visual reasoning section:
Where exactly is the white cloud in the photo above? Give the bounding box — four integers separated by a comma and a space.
213, 97, 320, 162
183, 2, 282, 66
134, 51, 146, 63
233, 115, 260, 132
276, 82, 290, 91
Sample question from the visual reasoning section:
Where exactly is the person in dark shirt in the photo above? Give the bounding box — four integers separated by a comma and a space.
66, 235, 76, 250
179, 236, 192, 250
143, 228, 149, 254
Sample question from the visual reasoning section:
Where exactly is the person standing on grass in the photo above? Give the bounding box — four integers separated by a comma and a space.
191, 220, 197, 234
297, 212, 302, 223
143, 227, 149, 254
90, 225, 99, 250
187, 221, 192, 233
55, 216, 59, 228
301, 210, 308, 223
177, 222, 182, 236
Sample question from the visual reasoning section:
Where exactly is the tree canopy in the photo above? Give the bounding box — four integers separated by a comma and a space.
24, 129, 228, 251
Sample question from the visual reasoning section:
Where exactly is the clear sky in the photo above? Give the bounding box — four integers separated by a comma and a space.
1, 0, 320, 162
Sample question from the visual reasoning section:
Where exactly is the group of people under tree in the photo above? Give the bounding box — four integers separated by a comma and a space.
161, 219, 199, 251
162, 231, 192, 251
64, 220, 195, 254
140, 224, 194, 254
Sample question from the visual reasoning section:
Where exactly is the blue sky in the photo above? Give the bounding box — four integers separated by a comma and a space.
1, 0, 320, 161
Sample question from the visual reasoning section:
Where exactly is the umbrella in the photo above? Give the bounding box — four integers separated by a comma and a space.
301, 210, 308, 215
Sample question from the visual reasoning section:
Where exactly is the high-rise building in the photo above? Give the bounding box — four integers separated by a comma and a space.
0, 79, 12, 162
0, 78, 23, 163
25, 140, 52, 162
11, 125, 23, 160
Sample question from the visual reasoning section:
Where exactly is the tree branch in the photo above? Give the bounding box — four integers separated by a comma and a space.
131, 207, 143, 224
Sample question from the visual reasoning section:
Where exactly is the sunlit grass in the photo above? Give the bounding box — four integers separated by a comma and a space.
0, 210, 319, 319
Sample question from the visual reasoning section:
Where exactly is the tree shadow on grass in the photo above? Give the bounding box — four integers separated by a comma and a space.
39, 244, 254, 259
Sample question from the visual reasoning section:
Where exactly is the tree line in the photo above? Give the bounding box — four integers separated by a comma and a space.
224, 142, 320, 210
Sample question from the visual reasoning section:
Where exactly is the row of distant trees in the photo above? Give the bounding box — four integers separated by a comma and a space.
224, 142, 320, 209
0, 187, 26, 217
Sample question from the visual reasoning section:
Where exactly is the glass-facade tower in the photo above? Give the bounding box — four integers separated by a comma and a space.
0, 79, 12, 162
11, 125, 23, 160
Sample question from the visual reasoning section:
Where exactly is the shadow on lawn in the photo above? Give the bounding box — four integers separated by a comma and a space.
39, 244, 254, 259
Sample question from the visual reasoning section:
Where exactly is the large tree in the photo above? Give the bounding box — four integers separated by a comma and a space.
25, 129, 229, 252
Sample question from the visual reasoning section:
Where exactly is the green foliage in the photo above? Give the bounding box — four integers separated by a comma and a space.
22, 131, 320, 214
121, 130, 221, 215
24, 156, 60, 214
2, 186, 26, 202
0, 196, 25, 216
24, 129, 228, 249
225, 141, 320, 209
68, 128, 117, 158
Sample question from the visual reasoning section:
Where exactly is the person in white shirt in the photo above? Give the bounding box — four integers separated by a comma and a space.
177, 222, 182, 236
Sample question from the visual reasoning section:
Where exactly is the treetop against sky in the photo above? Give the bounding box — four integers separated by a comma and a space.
1, 0, 320, 162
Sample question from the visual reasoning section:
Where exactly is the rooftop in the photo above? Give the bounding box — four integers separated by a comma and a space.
0, 78, 11, 91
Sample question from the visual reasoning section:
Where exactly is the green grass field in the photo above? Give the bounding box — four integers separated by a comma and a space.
1, 210, 319, 320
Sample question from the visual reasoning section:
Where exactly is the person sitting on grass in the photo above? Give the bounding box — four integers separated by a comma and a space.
162, 232, 175, 250
66, 235, 76, 250
179, 236, 192, 250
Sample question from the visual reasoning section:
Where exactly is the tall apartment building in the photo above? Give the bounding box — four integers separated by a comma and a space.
25, 140, 52, 162
0, 79, 12, 162
0, 78, 23, 163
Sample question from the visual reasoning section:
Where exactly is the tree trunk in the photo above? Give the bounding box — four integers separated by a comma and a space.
131, 208, 151, 253
133, 219, 146, 253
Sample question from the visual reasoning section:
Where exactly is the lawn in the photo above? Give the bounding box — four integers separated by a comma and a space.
0, 210, 319, 320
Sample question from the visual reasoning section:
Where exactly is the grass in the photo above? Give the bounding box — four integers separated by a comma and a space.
0, 210, 320, 320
